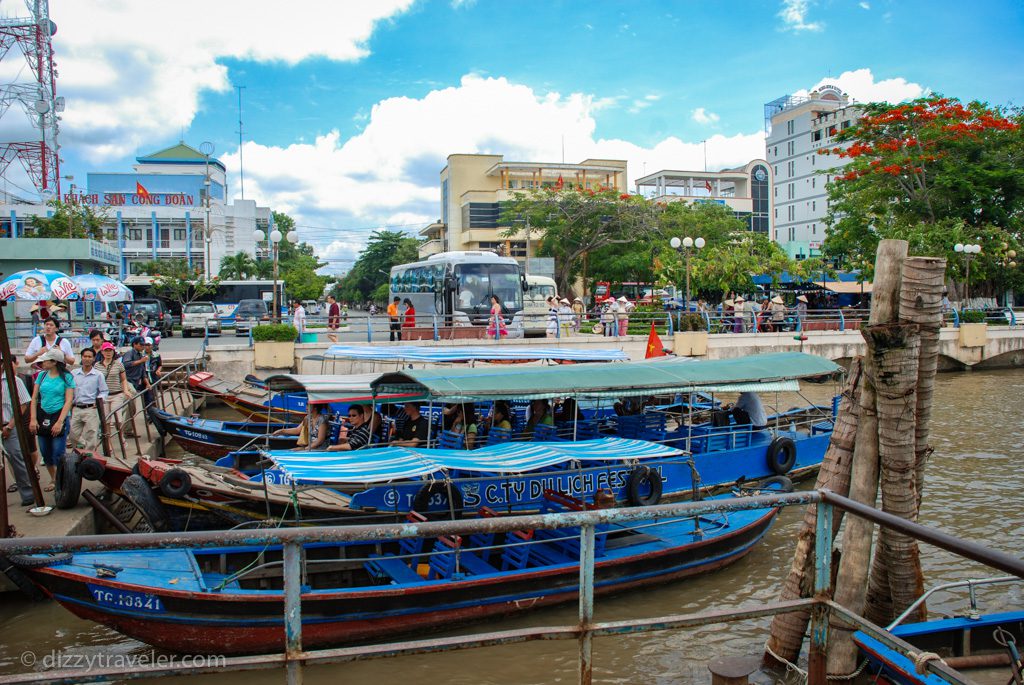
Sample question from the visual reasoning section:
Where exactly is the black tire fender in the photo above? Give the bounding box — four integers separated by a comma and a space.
78, 456, 106, 482
0, 552, 46, 600
412, 481, 464, 518
6, 552, 73, 569
121, 474, 170, 532
767, 436, 797, 475
759, 475, 795, 493
54, 451, 83, 510
159, 468, 192, 499
626, 465, 663, 506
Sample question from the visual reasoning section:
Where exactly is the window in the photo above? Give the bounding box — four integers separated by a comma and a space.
773, 146, 777, 156
787, 141, 794, 156
128, 228, 143, 241
774, 166, 779, 175
828, 126, 837, 137
774, 208, 778, 219
812, 130, 822, 142
788, 206, 795, 221
773, 186, 778, 198
173, 228, 186, 241
788, 183, 794, 199
787, 161, 795, 176
812, 201, 816, 212
788, 226, 795, 241
787, 120, 794, 135
812, 177, 816, 188
812, 155, 815, 167
842, 120, 852, 129
812, 224, 817, 235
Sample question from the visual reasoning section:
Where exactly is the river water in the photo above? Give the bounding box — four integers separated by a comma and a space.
1, 369, 1022, 684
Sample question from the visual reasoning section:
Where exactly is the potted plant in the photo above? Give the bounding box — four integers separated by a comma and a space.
252, 323, 298, 369
673, 312, 709, 356
957, 310, 988, 348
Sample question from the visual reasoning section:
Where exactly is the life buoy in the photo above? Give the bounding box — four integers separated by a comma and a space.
121, 474, 170, 532
78, 456, 106, 481
767, 436, 797, 475
626, 466, 663, 506
54, 451, 83, 510
159, 468, 192, 499
412, 481, 464, 518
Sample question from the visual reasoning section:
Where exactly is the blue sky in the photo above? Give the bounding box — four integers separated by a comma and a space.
2, 0, 1022, 272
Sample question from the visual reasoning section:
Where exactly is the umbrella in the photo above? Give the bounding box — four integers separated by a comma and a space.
71, 273, 133, 302
0, 269, 79, 301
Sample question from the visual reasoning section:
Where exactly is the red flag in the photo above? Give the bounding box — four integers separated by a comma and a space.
555, 174, 564, 190
704, 180, 713, 193
136, 181, 151, 199
645, 321, 666, 359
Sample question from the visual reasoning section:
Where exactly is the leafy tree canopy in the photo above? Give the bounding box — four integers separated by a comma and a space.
133, 258, 218, 310
28, 200, 110, 240
219, 252, 257, 280
338, 230, 421, 304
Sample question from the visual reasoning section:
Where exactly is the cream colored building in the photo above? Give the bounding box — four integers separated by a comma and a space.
419, 153, 628, 261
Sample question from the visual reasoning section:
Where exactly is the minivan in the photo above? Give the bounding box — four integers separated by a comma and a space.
234, 299, 270, 336
182, 301, 222, 337
132, 299, 174, 337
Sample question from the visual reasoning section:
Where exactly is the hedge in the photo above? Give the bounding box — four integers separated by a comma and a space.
252, 323, 298, 342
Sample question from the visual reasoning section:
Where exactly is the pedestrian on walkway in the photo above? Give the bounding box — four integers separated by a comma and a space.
2, 357, 35, 506
796, 295, 809, 330
69, 347, 109, 452
292, 300, 306, 338
29, 348, 75, 492
387, 296, 401, 341
97, 342, 130, 439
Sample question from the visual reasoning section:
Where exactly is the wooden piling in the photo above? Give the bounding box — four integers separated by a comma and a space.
826, 239, 907, 676
764, 358, 862, 665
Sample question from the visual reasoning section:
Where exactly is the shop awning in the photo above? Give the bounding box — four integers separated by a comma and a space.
371, 352, 841, 402
262, 373, 418, 405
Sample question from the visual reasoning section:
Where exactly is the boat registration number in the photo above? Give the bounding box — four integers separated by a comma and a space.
87, 584, 165, 613
181, 430, 209, 441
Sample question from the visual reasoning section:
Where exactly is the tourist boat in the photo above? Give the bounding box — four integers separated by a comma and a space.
14, 489, 782, 655
188, 371, 306, 423
256, 352, 841, 513
853, 577, 1024, 685
147, 408, 299, 459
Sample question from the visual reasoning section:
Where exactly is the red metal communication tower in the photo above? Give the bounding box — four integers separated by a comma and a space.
0, 0, 61, 197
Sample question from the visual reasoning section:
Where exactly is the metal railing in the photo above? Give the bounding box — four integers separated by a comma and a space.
0, 489, 1021, 685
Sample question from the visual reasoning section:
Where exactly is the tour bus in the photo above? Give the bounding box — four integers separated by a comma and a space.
523, 274, 557, 336
389, 251, 525, 333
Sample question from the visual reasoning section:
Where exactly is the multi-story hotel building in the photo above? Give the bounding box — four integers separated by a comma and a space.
764, 84, 863, 260
419, 153, 628, 262
634, 159, 773, 235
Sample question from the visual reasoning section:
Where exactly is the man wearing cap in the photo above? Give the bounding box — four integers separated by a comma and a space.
69, 348, 109, 452
1, 356, 35, 506
25, 317, 74, 368
120, 337, 149, 436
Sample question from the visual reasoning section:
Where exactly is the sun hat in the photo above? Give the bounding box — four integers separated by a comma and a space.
617, 296, 629, 303
735, 296, 745, 302
38, 347, 65, 364
573, 297, 582, 302
29, 303, 40, 313
559, 298, 570, 305
51, 303, 66, 311
100, 341, 116, 352
143, 337, 154, 345
772, 296, 784, 304
605, 297, 616, 303
723, 300, 735, 307
797, 295, 809, 303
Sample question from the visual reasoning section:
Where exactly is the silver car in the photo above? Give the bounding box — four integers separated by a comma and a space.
182, 301, 221, 337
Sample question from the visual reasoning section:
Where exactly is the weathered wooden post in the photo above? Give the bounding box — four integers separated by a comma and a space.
826, 238, 908, 676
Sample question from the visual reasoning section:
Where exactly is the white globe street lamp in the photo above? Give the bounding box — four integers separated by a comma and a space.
270, 229, 284, 321
670, 236, 705, 311
252, 230, 265, 243
956, 243, 982, 305
286, 231, 299, 244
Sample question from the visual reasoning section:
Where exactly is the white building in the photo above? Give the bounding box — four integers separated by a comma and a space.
0, 142, 271, 278
634, 159, 773, 235
764, 84, 863, 260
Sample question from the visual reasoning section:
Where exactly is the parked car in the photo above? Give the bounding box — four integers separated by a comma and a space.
131, 299, 173, 337
181, 301, 221, 337
302, 299, 321, 316
234, 299, 270, 336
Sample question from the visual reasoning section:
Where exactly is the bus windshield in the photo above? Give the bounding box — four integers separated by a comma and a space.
456, 264, 523, 311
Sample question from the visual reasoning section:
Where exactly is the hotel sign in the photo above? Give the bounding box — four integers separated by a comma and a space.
63, 192, 196, 207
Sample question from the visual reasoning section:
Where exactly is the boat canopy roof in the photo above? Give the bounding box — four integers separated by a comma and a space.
266, 437, 685, 484
323, 345, 629, 363
371, 352, 840, 402
262, 373, 417, 405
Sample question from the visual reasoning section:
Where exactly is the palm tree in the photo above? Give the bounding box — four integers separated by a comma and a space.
219, 252, 256, 280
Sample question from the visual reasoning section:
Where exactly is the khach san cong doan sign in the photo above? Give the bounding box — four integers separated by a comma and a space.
63, 182, 195, 206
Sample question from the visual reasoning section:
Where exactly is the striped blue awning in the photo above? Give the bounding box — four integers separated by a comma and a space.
323, 345, 629, 363
266, 437, 685, 484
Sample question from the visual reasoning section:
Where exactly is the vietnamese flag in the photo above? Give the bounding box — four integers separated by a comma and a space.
555, 174, 564, 190
136, 181, 151, 199
645, 321, 666, 359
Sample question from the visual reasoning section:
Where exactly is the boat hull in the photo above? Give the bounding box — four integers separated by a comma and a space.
28, 507, 776, 654
150, 409, 298, 460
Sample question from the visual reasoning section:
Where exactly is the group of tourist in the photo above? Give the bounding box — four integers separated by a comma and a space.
714, 294, 809, 333
2, 322, 162, 506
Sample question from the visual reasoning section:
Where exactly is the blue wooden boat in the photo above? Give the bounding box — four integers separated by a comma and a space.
853, 577, 1024, 685
14, 489, 781, 655
148, 408, 299, 459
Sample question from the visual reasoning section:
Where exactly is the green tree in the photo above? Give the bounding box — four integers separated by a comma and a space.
502, 187, 659, 296
133, 259, 218, 310
28, 200, 109, 240
339, 230, 421, 303
265, 211, 330, 302
219, 251, 256, 280
822, 95, 1024, 294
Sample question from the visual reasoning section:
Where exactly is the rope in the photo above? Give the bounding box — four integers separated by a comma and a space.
911, 651, 945, 674
826, 658, 870, 680
763, 639, 807, 681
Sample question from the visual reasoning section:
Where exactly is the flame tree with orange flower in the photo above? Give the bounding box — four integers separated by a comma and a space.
821, 95, 1023, 295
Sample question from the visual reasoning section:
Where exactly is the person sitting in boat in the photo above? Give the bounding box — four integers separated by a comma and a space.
390, 401, 429, 447
553, 397, 584, 424
273, 403, 329, 451
524, 399, 553, 438
726, 392, 767, 431
445, 402, 477, 449
484, 400, 513, 434
328, 404, 374, 451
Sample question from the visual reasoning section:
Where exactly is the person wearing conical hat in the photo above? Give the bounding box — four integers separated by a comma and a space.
796, 295, 809, 330
732, 296, 745, 333
770, 295, 787, 331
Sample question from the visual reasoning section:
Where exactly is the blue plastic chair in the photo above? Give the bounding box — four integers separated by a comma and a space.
532, 423, 560, 442
437, 430, 465, 449
485, 427, 512, 446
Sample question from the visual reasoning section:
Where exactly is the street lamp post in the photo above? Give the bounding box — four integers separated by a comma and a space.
670, 235, 705, 311
270, 229, 283, 321
199, 142, 215, 279
954, 242, 981, 306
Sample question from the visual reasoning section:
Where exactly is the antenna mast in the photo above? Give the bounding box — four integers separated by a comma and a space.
236, 85, 245, 199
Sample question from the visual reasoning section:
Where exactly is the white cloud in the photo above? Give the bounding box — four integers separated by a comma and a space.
218, 74, 767, 272
692, 107, 720, 125
796, 68, 927, 104
778, 0, 824, 31
859, 2, 871, 9
46, 0, 413, 162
